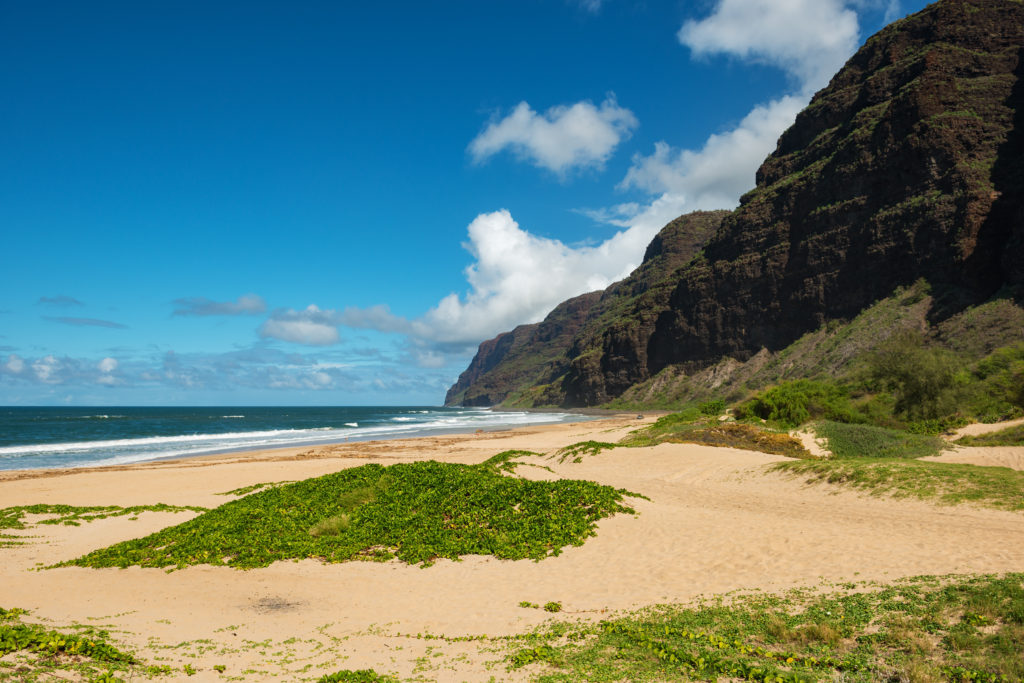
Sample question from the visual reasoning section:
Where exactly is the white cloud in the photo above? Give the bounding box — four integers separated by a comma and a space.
173, 293, 266, 316
98, 357, 118, 373
678, 0, 860, 94
259, 305, 341, 346
605, 0, 865, 215
333, 209, 670, 348
620, 95, 808, 208
32, 356, 62, 384
4, 354, 24, 374
337, 305, 413, 334
468, 96, 638, 174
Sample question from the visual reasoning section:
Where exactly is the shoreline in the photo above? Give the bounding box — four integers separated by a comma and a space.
2, 415, 1022, 681
0, 413, 643, 483
0, 407, 619, 480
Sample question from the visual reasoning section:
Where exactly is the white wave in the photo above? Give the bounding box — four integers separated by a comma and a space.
0, 428, 341, 457
221, 415, 245, 418
0, 409, 587, 471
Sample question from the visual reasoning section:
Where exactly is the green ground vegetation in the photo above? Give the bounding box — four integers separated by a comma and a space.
507, 573, 1024, 683
621, 411, 810, 458
772, 458, 1024, 511
317, 669, 396, 682
62, 459, 641, 570
814, 421, 946, 459
0, 503, 207, 548
957, 424, 1024, 447
0, 606, 137, 681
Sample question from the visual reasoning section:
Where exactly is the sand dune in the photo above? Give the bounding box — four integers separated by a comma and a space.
2, 416, 1023, 681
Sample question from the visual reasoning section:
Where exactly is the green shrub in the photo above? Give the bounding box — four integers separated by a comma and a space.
738, 379, 858, 428
815, 421, 946, 459
868, 331, 963, 420
698, 399, 726, 416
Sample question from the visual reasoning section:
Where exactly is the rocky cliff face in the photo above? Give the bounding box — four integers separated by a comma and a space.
445, 210, 727, 406
448, 0, 1024, 408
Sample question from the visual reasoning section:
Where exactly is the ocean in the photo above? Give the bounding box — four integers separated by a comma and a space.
0, 406, 587, 471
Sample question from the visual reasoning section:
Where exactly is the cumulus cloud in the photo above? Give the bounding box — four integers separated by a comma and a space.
336, 208, 678, 351
468, 96, 638, 174
259, 305, 342, 346
172, 293, 267, 317
4, 354, 25, 374
37, 295, 84, 307
611, 0, 865, 214
43, 316, 127, 329
678, 0, 860, 94
619, 95, 808, 207
98, 357, 118, 373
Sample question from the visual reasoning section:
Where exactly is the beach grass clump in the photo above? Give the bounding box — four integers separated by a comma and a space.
63, 460, 640, 570
511, 573, 1024, 683
815, 421, 946, 459
957, 424, 1024, 447
772, 458, 1024, 511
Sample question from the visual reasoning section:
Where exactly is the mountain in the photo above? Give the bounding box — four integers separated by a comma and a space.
447, 0, 1024, 409
444, 210, 727, 406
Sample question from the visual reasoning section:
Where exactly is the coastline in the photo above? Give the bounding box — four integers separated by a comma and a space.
2, 415, 1023, 681
0, 406, 603, 476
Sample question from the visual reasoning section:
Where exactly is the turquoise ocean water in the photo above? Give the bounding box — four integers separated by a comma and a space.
0, 406, 584, 471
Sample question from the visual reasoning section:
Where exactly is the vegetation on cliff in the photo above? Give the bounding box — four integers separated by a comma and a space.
447, 0, 1024, 413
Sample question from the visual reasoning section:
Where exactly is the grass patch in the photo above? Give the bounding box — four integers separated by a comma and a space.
957, 425, 1024, 447
317, 669, 396, 682
62, 460, 641, 570
621, 412, 810, 458
217, 481, 295, 496
659, 423, 810, 458
0, 606, 137, 681
481, 449, 543, 472
554, 441, 619, 463
772, 458, 1024, 511
0, 503, 207, 548
816, 421, 947, 459
510, 573, 1024, 683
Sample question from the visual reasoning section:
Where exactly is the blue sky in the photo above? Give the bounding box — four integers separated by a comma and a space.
0, 0, 930, 406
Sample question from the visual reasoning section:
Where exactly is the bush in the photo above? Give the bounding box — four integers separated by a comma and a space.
816, 421, 945, 459
738, 380, 859, 428
868, 331, 963, 420
698, 399, 726, 416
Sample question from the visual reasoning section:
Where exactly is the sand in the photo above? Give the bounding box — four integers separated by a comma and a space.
2, 415, 1023, 681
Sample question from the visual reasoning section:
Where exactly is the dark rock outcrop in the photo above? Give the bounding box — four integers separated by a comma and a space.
449, 0, 1024, 407
445, 210, 727, 406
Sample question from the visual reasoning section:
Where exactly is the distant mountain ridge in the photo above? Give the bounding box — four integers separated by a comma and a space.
447, 0, 1024, 408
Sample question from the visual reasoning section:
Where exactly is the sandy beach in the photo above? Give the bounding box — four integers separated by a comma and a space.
2, 415, 1023, 681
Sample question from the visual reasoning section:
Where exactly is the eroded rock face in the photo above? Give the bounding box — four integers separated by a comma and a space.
444, 291, 603, 407
445, 211, 727, 406
450, 0, 1024, 408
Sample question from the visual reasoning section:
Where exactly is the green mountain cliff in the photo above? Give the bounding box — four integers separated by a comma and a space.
447, 0, 1024, 409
